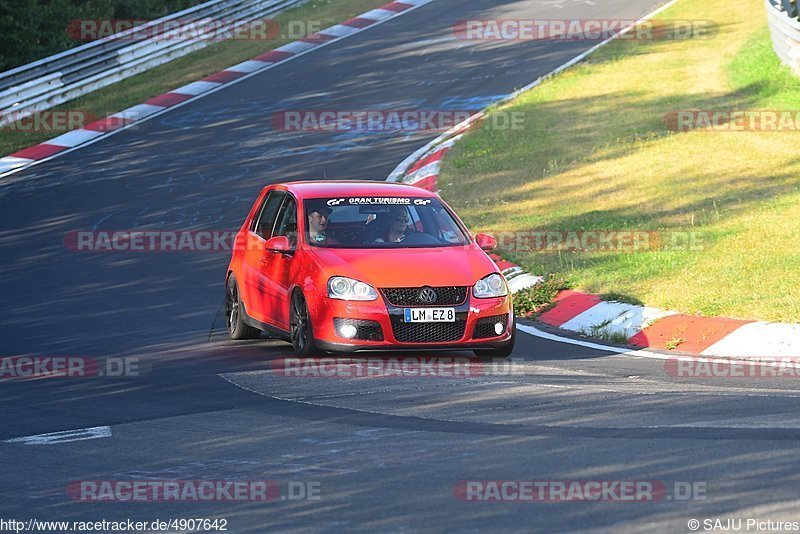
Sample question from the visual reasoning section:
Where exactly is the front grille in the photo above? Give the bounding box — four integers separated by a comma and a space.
390, 316, 466, 343
381, 286, 468, 307
473, 314, 509, 339
334, 318, 384, 341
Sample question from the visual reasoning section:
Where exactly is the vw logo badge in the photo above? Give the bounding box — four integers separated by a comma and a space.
418, 287, 437, 304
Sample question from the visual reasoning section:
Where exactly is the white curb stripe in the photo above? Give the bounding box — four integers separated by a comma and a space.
507, 274, 542, 293
276, 41, 319, 55
0, 156, 34, 174
437, 135, 462, 149
386, 125, 470, 182
605, 306, 677, 339
559, 301, 678, 340
359, 8, 399, 20
110, 104, 165, 121
560, 301, 639, 333
45, 129, 104, 148
701, 322, 800, 357
403, 161, 440, 184
320, 24, 360, 38
171, 80, 222, 96
226, 60, 271, 73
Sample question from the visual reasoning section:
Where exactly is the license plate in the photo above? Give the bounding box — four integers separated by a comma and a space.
403, 307, 456, 323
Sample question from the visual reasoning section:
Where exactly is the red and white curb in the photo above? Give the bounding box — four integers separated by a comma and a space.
0, 0, 434, 178
531, 290, 800, 358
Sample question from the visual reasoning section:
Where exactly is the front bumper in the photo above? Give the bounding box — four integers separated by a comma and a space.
309, 291, 513, 353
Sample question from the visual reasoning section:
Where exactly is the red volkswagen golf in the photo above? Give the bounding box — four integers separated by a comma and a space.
225, 181, 515, 357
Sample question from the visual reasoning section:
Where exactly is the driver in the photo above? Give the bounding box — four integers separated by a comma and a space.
374, 206, 411, 243
306, 201, 339, 245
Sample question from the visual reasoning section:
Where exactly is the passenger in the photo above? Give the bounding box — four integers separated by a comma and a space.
306, 201, 339, 245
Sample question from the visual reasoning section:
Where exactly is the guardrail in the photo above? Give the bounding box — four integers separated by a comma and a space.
766, 0, 800, 73
0, 0, 306, 125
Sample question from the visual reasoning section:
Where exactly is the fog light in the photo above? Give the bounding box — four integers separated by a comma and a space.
494, 322, 504, 335
338, 323, 357, 339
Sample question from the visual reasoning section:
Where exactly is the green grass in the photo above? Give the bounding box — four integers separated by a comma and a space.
0, 0, 389, 157
512, 275, 572, 317
440, 0, 800, 322
581, 325, 631, 346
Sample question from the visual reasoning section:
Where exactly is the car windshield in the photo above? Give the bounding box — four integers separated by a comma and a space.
303, 197, 471, 248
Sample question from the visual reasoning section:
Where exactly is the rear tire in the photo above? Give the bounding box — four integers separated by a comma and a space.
226, 275, 261, 340
290, 290, 319, 356
473, 320, 515, 359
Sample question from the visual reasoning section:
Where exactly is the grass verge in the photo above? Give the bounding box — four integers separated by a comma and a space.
512, 275, 571, 317
0, 0, 390, 157
440, 0, 800, 322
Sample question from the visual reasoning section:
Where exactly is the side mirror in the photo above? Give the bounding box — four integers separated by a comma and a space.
475, 233, 497, 251
265, 235, 292, 253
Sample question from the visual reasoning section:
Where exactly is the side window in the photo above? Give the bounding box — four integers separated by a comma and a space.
251, 191, 285, 239
273, 196, 298, 248
433, 206, 462, 243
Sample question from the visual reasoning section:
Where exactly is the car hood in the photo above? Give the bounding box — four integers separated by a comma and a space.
307, 246, 497, 287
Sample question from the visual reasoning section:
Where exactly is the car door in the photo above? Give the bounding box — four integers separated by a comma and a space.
259, 194, 298, 330
242, 190, 285, 323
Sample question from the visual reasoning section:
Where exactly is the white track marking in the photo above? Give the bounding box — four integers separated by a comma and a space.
5, 426, 111, 445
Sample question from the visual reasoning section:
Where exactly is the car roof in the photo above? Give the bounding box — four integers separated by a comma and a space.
273, 180, 439, 199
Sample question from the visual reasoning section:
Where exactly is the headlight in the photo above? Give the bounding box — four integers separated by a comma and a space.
473, 273, 508, 298
328, 276, 378, 301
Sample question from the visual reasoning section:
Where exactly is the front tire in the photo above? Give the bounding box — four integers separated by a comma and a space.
473, 320, 515, 359
226, 275, 261, 340
290, 290, 319, 356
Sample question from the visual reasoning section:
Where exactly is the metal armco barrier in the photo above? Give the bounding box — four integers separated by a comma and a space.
0, 0, 306, 126
766, 0, 800, 73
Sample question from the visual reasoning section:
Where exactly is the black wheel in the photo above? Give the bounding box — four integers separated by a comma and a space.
290, 290, 318, 356
473, 320, 515, 359
226, 275, 261, 340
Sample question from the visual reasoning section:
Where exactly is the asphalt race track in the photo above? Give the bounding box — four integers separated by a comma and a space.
3, 0, 800, 531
